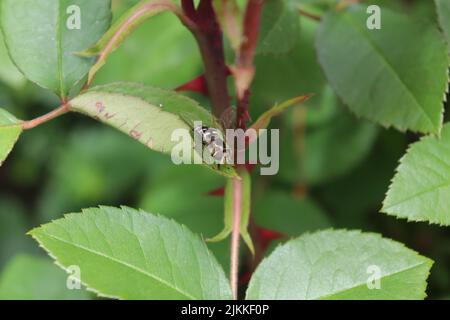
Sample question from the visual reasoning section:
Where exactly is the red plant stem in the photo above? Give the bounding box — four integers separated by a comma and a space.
181, 0, 197, 20
181, 0, 260, 299
230, 176, 242, 299
183, 0, 230, 119
230, 1, 263, 297
238, 0, 263, 68
22, 104, 70, 130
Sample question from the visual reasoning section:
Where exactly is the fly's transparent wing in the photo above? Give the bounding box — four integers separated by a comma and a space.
219, 107, 236, 163
219, 106, 236, 130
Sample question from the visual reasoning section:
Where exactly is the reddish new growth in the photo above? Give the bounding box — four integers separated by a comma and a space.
235, 0, 264, 129
176, 74, 209, 96
181, 0, 231, 120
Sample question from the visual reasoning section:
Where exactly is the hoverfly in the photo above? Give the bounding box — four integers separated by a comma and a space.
193, 107, 236, 165
194, 125, 232, 165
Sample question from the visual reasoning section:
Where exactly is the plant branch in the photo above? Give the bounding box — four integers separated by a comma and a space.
181, 0, 197, 21
180, 1, 260, 300
230, 176, 242, 300
237, 0, 264, 68
228, 0, 264, 298
84, 0, 196, 88
234, 0, 264, 129
183, 0, 231, 119
22, 104, 71, 130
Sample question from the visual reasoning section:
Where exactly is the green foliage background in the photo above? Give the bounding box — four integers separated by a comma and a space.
0, 0, 449, 299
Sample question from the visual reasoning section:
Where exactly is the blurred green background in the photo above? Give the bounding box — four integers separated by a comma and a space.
0, 0, 449, 299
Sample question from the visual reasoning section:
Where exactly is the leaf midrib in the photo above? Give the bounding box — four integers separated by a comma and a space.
34, 231, 197, 300
56, 0, 65, 98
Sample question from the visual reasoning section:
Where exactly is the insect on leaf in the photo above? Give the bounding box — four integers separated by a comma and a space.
69, 82, 238, 178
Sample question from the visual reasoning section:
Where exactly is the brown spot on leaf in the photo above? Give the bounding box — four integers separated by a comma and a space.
104, 112, 116, 120
95, 102, 106, 113
130, 130, 142, 139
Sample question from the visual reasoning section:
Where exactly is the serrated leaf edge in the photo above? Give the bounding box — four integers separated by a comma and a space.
246, 228, 433, 300
28, 205, 232, 300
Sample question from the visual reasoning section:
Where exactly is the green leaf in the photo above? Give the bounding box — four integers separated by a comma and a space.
0, 108, 22, 166
79, 0, 176, 86
69, 82, 238, 178
436, 0, 450, 46
253, 191, 331, 236
257, 0, 300, 55
208, 170, 254, 254
0, 254, 90, 300
240, 170, 253, 254
0, 31, 25, 89
250, 95, 312, 133
138, 164, 230, 271
93, 11, 202, 88
252, 17, 327, 113
246, 229, 433, 300
316, 5, 449, 133
208, 177, 234, 243
29, 206, 232, 300
382, 123, 450, 226
0, 0, 112, 98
